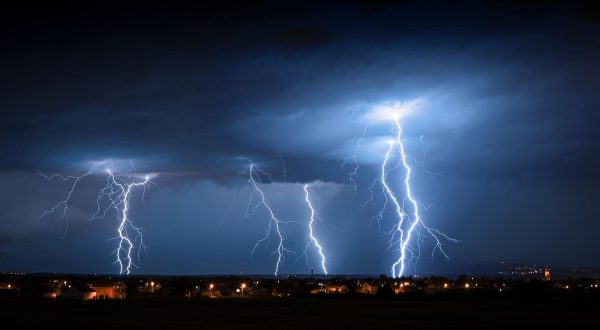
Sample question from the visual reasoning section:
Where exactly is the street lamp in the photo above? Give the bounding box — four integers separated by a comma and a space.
241, 283, 246, 297
209, 283, 214, 293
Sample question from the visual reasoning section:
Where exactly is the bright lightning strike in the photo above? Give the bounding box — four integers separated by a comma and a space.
243, 158, 295, 276
92, 170, 151, 275
386, 112, 458, 278
302, 184, 328, 275
39, 167, 154, 274
345, 101, 458, 277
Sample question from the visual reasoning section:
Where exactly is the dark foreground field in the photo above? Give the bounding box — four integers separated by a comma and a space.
3, 297, 600, 329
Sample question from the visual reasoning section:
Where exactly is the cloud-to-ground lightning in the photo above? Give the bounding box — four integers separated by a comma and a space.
388, 116, 459, 277
302, 183, 328, 275
90, 170, 151, 275
39, 167, 154, 274
242, 158, 295, 276
344, 102, 458, 277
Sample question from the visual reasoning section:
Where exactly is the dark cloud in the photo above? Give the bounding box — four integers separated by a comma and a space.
278, 26, 333, 49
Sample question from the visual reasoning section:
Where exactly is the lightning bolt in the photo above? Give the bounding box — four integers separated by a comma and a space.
343, 102, 458, 278
243, 158, 295, 276
379, 139, 407, 262
93, 170, 150, 275
386, 117, 458, 277
39, 168, 153, 274
302, 183, 328, 275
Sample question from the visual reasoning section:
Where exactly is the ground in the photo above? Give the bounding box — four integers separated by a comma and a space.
3, 297, 600, 329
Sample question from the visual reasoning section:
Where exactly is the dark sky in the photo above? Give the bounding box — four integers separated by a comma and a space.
1, 1, 599, 275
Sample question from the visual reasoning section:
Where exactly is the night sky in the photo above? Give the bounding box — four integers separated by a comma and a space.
1, 1, 599, 275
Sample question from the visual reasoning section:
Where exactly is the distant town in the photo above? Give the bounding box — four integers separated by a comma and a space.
2, 264, 600, 301
3, 264, 600, 328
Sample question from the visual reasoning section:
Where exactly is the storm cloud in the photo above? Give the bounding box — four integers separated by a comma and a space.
1, 1, 599, 274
